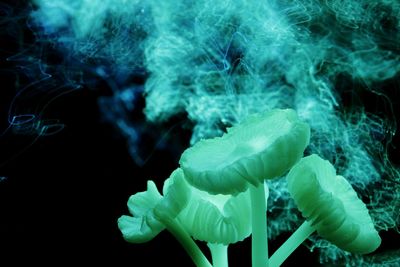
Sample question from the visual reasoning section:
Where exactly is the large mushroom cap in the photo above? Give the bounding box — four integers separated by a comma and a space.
287, 154, 381, 254
180, 109, 310, 195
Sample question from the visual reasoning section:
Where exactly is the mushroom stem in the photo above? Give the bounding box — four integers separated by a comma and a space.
208, 243, 228, 267
158, 214, 212, 267
250, 183, 269, 267
269, 220, 316, 267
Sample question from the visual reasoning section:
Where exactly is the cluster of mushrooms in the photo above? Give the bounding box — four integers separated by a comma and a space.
118, 109, 381, 267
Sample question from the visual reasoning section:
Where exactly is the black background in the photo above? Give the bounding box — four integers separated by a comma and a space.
0, 1, 398, 266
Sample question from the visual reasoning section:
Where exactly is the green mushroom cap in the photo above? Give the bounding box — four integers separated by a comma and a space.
162, 169, 253, 245
118, 169, 190, 243
180, 181, 252, 245
287, 154, 381, 254
180, 109, 310, 195
118, 181, 164, 243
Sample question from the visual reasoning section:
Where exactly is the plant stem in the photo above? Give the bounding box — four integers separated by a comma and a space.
208, 243, 228, 267
160, 215, 212, 267
250, 183, 268, 267
269, 220, 316, 267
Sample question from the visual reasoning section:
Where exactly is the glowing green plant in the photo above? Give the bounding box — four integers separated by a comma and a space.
118, 110, 381, 267
180, 109, 310, 267
118, 169, 212, 267
118, 168, 254, 267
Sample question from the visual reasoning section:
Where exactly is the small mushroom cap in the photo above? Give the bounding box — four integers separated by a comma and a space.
180, 109, 310, 195
287, 154, 381, 254
118, 169, 190, 243
118, 181, 164, 243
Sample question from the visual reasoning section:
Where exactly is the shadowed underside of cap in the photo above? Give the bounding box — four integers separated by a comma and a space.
177, 181, 252, 245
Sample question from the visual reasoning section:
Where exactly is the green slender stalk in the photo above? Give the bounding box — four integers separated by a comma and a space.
207, 243, 228, 267
269, 220, 316, 267
159, 215, 212, 267
250, 184, 268, 267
